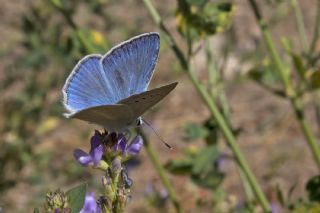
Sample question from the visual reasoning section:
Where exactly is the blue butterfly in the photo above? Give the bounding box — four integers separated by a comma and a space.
63, 32, 177, 132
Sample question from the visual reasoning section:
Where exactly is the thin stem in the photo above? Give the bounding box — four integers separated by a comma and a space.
239, 168, 254, 200
248, 0, 320, 170
263, 24, 292, 95
142, 0, 271, 211
139, 129, 182, 213
52, 4, 98, 53
309, 0, 320, 55
205, 38, 231, 123
101, 205, 111, 213
205, 38, 219, 95
187, 66, 271, 212
254, 80, 287, 98
142, 0, 188, 69
290, 96, 320, 166
291, 0, 308, 52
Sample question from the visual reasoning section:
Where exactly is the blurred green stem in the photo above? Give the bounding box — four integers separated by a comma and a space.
205, 38, 219, 96
238, 168, 255, 211
186, 66, 270, 212
309, 0, 320, 55
291, 0, 308, 52
52, 3, 97, 53
142, 0, 271, 212
248, 0, 320, 170
205, 38, 231, 124
138, 129, 182, 213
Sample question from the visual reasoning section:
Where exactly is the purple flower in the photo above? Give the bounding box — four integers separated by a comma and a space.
127, 136, 143, 155
113, 134, 127, 152
271, 202, 281, 213
74, 131, 104, 167
114, 135, 143, 156
214, 153, 227, 171
79, 192, 101, 213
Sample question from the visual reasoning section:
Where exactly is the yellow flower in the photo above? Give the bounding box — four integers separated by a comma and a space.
37, 117, 59, 135
92, 30, 103, 45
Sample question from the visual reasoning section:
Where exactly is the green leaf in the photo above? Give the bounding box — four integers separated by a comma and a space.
204, 119, 218, 145
291, 53, 305, 80
33, 208, 40, 213
282, 37, 306, 81
276, 184, 286, 206
287, 182, 298, 202
76, 29, 110, 54
184, 123, 209, 142
191, 170, 224, 189
67, 183, 87, 213
51, 0, 63, 9
165, 159, 193, 175
282, 37, 293, 53
175, 0, 233, 40
192, 145, 219, 175
217, 2, 233, 12
309, 71, 320, 89
186, 0, 207, 6
306, 175, 320, 202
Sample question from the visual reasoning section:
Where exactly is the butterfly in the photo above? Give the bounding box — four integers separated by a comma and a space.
62, 32, 177, 132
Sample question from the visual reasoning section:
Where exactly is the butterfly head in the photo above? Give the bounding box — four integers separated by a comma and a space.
135, 117, 143, 127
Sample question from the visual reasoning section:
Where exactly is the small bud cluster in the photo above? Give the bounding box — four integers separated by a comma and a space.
44, 189, 70, 213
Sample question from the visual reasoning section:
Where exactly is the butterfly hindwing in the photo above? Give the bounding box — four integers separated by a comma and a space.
119, 82, 178, 118
63, 55, 117, 114
100, 32, 160, 102
68, 104, 134, 131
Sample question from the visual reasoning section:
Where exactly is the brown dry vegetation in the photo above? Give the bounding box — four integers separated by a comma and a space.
0, 0, 319, 212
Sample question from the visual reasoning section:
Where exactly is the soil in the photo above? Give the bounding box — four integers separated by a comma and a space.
0, 0, 319, 212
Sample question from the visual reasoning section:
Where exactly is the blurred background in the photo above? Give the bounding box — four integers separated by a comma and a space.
0, 0, 320, 212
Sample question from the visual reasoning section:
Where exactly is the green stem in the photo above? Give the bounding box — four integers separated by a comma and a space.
205, 38, 231, 124
187, 66, 271, 212
248, 0, 320, 170
291, 0, 308, 52
52, 4, 97, 54
101, 205, 111, 213
290, 96, 320, 167
139, 129, 183, 213
238, 168, 255, 212
142, 0, 271, 211
309, 0, 320, 55
142, 0, 188, 69
205, 38, 219, 95
239, 168, 254, 201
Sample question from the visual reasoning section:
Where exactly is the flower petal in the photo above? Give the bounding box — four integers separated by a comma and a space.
114, 134, 127, 153
73, 149, 93, 166
79, 192, 101, 213
126, 136, 143, 155
92, 145, 104, 166
90, 130, 102, 150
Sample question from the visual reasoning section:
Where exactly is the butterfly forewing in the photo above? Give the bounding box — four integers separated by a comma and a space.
119, 82, 178, 118
63, 55, 116, 113
100, 33, 160, 102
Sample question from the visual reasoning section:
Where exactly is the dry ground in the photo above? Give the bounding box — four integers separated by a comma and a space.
0, 0, 319, 212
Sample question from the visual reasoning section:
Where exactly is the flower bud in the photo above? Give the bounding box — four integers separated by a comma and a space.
44, 189, 69, 212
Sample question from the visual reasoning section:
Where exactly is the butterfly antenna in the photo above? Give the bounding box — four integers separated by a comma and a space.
142, 119, 173, 149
